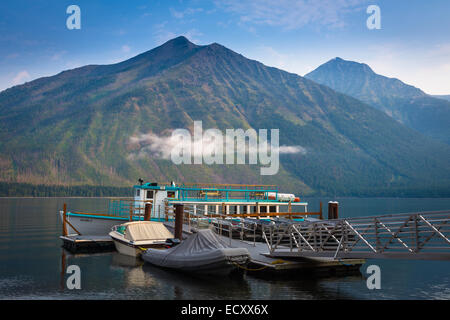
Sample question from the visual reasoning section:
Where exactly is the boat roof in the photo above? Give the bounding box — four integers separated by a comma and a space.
133, 182, 307, 204
134, 182, 278, 192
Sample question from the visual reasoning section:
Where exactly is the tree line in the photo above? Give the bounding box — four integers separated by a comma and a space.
0, 182, 132, 197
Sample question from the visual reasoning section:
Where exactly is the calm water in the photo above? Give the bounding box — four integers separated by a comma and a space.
1, 197, 450, 300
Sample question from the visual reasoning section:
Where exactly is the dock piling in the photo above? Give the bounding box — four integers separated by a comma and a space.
328, 201, 339, 220
175, 204, 184, 240
144, 203, 152, 221
62, 203, 68, 236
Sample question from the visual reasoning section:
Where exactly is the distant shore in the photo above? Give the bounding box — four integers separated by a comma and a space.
1, 181, 449, 198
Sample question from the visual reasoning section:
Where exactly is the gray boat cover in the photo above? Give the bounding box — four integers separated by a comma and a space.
141, 229, 249, 271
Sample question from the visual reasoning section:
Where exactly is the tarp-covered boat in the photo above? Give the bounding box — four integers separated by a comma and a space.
141, 229, 250, 276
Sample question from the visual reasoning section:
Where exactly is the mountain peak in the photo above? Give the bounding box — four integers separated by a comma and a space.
323, 57, 375, 75
306, 57, 425, 98
163, 35, 195, 46
305, 57, 450, 145
157, 35, 199, 51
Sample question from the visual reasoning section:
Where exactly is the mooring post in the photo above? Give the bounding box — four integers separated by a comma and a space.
144, 202, 152, 221
288, 200, 292, 219
319, 202, 323, 220
62, 203, 68, 236
328, 201, 339, 220
129, 204, 133, 221
175, 204, 184, 240
256, 202, 260, 220
164, 201, 169, 221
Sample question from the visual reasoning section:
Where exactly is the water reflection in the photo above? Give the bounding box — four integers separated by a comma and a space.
141, 264, 252, 300
111, 253, 157, 288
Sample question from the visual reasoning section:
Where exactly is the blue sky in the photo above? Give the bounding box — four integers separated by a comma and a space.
1, 0, 450, 94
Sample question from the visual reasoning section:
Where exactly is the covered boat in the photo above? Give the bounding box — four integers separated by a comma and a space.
109, 221, 173, 257
141, 229, 250, 276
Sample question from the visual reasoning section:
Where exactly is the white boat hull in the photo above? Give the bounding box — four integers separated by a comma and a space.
112, 239, 142, 257
60, 212, 129, 236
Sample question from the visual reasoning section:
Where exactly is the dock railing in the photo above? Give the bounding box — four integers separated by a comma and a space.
261, 210, 450, 260
171, 203, 323, 247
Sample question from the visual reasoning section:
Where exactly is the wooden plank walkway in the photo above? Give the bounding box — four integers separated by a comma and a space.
60, 235, 115, 253
162, 221, 365, 272
218, 235, 365, 271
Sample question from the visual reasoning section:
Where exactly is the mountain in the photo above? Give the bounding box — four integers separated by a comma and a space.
433, 95, 450, 102
305, 57, 450, 145
0, 37, 449, 196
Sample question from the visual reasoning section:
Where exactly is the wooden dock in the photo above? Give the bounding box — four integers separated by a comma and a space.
60, 235, 115, 253
218, 235, 365, 273
59, 220, 364, 272
162, 221, 365, 273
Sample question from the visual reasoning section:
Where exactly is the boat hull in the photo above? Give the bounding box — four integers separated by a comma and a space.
109, 228, 169, 258
112, 238, 143, 257
60, 212, 130, 235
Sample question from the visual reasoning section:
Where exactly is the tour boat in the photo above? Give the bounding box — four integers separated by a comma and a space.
59, 181, 313, 237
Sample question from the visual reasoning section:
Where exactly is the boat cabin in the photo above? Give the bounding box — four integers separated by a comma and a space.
133, 181, 309, 218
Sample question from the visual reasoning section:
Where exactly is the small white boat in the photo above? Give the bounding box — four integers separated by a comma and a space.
109, 221, 174, 257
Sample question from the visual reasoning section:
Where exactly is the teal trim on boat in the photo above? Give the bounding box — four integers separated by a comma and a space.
67, 212, 171, 222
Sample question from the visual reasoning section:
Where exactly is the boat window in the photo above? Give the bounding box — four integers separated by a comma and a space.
146, 191, 154, 199
136, 189, 140, 197
259, 206, 267, 213
269, 206, 277, 213
167, 191, 175, 198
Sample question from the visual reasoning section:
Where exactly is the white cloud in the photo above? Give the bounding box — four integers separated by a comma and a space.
279, 146, 307, 154
121, 45, 131, 53
12, 70, 31, 86
170, 7, 204, 19
153, 22, 203, 45
128, 130, 306, 161
51, 51, 67, 61
216, 0, 369, 30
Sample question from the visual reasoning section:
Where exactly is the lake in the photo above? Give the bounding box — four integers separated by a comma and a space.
1, 197, 450, 300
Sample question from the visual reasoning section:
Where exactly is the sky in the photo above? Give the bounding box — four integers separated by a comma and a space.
1, 0, 450, 94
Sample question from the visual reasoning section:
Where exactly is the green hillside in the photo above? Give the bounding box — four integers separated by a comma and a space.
0, 37, 449, 196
